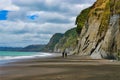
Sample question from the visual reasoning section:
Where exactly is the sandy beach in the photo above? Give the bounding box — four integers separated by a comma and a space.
0, 55, 120, 80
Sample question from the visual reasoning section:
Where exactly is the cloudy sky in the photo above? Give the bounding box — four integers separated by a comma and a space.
0, 0, 96, 47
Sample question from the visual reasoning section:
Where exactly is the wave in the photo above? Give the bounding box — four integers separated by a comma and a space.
0, 53, 52, 61
0, 52, 53, 65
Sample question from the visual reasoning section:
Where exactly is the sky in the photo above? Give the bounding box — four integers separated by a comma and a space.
0, 0, 96, 47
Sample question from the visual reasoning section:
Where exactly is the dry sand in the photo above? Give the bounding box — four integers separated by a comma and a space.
0, 55, 120, 80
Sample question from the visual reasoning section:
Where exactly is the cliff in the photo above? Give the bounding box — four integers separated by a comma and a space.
43, 33, 63, 52
76, 0, 120, 59
43, 27, 77, 53
42, 0, 120, 59
54, 28, 77, 53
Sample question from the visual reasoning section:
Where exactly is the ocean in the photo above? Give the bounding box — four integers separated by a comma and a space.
0, 51, 53, 65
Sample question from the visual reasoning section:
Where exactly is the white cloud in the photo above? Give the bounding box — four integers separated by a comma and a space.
0, 0, 19, 11
0, 20, 74, 47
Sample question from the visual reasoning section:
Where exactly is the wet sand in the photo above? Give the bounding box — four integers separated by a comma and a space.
0, 55, 120, 80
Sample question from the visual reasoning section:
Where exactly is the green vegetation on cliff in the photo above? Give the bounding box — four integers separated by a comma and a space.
75, 8, 91, 34
75, 0, 120, 59
55, 28, 77, 52
110, 0, 120, 14
90, 0, 120, 35
43, 33, 63, 52
98, 0, 110, 35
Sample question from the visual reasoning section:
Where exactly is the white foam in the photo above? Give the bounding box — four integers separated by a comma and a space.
0, 53, 52, 61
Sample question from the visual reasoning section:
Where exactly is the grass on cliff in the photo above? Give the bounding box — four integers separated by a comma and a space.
90, 0, 120, 35
89, 0, 110, 35
63, 28, 77, 48
110, 0, 120, 14
75, 8, 91, 34
98, 0, 110, 35
115, 0, 120, 14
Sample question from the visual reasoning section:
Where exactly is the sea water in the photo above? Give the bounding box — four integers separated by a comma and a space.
0, 51, 52, 65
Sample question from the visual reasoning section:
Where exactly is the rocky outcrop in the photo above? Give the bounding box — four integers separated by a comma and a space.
76, 0, 120, 59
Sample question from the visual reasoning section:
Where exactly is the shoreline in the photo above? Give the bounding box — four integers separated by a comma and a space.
0, 55, 120, 80
0, 52, 62, 66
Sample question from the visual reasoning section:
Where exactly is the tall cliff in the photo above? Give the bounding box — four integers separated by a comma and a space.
43, 0, 120, 59
76, 0, 120, 59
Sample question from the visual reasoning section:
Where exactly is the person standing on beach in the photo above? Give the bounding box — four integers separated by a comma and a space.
65, 51, 67, 58
117, 50, 120, 61
62, 51, 65, 58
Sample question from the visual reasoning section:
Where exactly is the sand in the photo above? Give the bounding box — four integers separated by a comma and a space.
0, 55, 120, 80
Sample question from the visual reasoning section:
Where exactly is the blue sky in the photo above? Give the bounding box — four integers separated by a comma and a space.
0, 0, 96, 47
0, 10, 9, 20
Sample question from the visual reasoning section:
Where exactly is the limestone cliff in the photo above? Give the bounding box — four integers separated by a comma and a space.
76, 0, 120, 59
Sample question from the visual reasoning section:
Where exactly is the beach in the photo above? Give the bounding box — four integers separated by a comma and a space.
0, 55, 120, 80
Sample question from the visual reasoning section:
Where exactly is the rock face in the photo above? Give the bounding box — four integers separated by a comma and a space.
76, 0, 120, 59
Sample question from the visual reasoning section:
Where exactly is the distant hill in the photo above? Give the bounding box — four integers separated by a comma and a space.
21, 44, 46, 52
0, 47, 22, 51
0, 44, 46, 52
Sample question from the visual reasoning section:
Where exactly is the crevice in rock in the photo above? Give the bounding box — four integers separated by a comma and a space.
84, 35, 89, 45
90, 36, 104, 55
82, 35, 90, 51
82, 43, 89, 51
90, 48, 96, 55
98, 43, 102, 51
